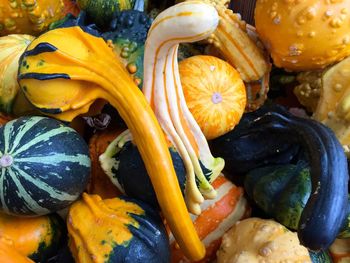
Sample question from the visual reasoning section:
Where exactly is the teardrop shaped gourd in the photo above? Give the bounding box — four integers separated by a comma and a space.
179, 55, 246, 140
0, 0, 65, 36
17, 3, 213, 257
0, 212, 65, 262
68, 193, 170, 263
0, 34, 35, 114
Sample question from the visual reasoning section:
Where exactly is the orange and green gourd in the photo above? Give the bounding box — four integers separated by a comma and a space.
0, 237, 34, 263
0, 0, 66, 36
17, 3, 213, 259
0, 212, 65, 262
67, 193, 170, 263
179, 55, 246, 140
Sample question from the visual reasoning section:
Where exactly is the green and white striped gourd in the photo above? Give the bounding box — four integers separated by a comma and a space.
0, 116, 91, 216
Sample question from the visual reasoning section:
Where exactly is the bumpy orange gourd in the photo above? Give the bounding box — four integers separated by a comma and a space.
179, 55, 246, 140
255, 0, 350, 71
0, 0, 65, 36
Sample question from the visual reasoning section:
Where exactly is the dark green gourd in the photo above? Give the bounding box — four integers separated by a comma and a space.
211, 105, 349, 251
0, 116, 91, 216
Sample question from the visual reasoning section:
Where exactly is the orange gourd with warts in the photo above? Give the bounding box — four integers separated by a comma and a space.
0, 0, 65, 36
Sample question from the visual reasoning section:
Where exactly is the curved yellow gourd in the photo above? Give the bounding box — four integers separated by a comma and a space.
18, 26, 204, 260
143, 1, 223, 215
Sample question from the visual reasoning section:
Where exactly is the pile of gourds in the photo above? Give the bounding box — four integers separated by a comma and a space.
0, 0, 350, 262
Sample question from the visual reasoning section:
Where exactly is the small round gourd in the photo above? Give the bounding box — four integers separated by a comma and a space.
179, 55, 246, 140
0, 116, 91, 216
68, 193, 170, 263
0, 212, 65, 262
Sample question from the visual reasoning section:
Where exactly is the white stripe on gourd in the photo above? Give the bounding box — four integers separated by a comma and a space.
143, 1, 224, 215
12, 165, 77, 201
0, 168, 8, 212
16, 154, 90, 167
7, 168, 50, 214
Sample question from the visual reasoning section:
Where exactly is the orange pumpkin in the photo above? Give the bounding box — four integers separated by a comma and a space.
179, 55, 246, 140
169, 175, 251, 263
88, 127, 124, 199
0, 0, 65, 36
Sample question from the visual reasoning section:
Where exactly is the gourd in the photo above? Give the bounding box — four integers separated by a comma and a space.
216, 218, 312, 263
0, 116, 91, 216
102, 10, 153, 88
0, 34, 35, 115
142, 1, 224, 216
100, 135, 186, 208
210, 106, 300, 176
312, 56, 350, 156
0, 113, 12, 126
88, 127, 123, 199
170, 175, 251, 263
204, 1, 270, 82
210, 105, 349, 251
178, 55, 246, 140
0, 237, 34, 263
17, 3, 211, 258
76, 0, 135, 28
245, 162, 350, 238
0, 212, 65, 262
0, 0, 65, 36
255, 0, 350, 71
68, 193, 170, 263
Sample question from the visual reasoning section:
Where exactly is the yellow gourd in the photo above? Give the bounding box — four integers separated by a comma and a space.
217, 218, 312, 263
17, 23, 204, 261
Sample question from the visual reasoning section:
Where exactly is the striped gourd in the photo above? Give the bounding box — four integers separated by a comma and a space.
170, 175, 251, 262
0, 116, 91, 216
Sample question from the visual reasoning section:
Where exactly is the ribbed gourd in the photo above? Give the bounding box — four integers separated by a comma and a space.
0, 116, 91, 216
0, 212, 65, 262
17, 3, 214, 258
68, 193, 170, 263
0, 34, 35, 115
0, 0, 65, 36
178, 55, 246, 140
170, 175, 251, 263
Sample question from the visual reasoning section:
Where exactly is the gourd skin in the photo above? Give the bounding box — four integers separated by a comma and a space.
255, 0, 350, 71
0, 212, 65, 262
68, 193, 170, 263
17, 24, 204, 260
216, 218, 312, 263
0, 116, 91, 216
0, 34, 35, 114
0, 237, 35, 263
0, 0, 65, 36
179, 55, 246, 140
101, 140, 186, 209
211, 105, 349, 251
